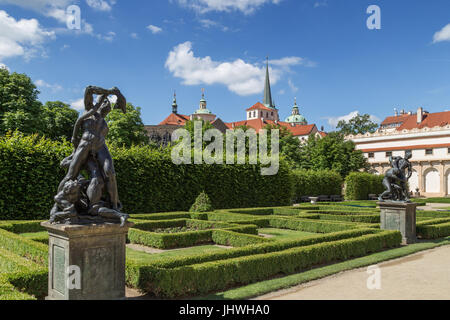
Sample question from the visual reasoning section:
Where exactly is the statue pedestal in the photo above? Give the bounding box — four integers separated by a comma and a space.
377, 202, 417, 245
41, 221, 134, 300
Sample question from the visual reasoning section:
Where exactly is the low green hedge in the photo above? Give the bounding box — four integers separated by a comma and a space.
131, 212, 208, 221
6, 269, 47, 300
0, 221, 45, 234
345, 172, 384, 200
291, 169, 343, 200
128, 228, 213, 249
0, 247, 47, 300
268, 216, 359, 233
0, 275, 36, 300
416, 218, 450, 239
0, 228, 48, 265
128, 228, 379, 270
126, 230, 401, 297
212, 230, 272, 247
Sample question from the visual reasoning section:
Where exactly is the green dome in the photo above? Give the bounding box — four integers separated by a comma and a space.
195, 108, 212, 115
285, 114, 306, 124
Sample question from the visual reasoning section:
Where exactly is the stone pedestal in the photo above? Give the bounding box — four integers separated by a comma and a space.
41, 221, 134, 300
377, 202, 417, 245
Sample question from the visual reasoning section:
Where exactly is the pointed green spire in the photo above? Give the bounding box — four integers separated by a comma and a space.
263, 57, 274, 109
172, 91, 178, 113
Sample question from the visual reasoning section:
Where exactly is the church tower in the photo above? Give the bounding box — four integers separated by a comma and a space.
246, 58, 279, 121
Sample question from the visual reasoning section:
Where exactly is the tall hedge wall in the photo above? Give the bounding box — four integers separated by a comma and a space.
345, 172, 384, 200
0, 133, 294, 220
291, 169, 342, 200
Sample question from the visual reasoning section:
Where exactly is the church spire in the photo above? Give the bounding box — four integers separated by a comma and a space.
263, 57, 274, 109
172, 91, 178, 114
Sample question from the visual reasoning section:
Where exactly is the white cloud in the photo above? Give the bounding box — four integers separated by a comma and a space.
147, 24, 163, 34
0, 63, 9, 71
198, 19, 229, 32
70, 98, 85, 111
175, 0, 282, 15
433, 24, 450, 43
326, 111, 380, 128
288, 79, 298, 93
0, 0, 73, 23
86, 0, 114, 11
0, 10, 55, 61
130, 32, 139, 39
36, 79, 63, 92
165, 41, 311, 96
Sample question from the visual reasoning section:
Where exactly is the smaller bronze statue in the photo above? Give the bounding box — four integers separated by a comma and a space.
378, 151, 413, 202
50, 86, 129, 226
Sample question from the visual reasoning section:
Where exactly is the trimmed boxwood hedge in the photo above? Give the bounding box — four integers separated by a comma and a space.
268, 216, 359, 233
0, 133, 294, 220
212, 230, 273, 247
0, 228, 48, 265
291, 169, 343, 200
345, 172, 384, 200
126, 230, 401, 297
416, 218, 450, 239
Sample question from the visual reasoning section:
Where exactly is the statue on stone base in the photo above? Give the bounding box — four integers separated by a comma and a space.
50, 86, 129, 226
378, 151, 412, 203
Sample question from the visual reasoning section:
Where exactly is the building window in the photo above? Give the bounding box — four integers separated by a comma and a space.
386, 152, 392, 158
368, 152, 374, 158
448, 148, 450, 154
425, 149, 433, 155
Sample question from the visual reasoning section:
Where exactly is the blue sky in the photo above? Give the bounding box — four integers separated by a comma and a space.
1, 0, 450, 131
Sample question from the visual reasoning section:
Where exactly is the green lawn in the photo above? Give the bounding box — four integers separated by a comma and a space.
258, 228, 317, 240
126, 244, 228, 264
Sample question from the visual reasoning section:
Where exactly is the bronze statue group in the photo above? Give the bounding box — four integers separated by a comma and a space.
378, 151, 413, 202
50, 86, 129, 226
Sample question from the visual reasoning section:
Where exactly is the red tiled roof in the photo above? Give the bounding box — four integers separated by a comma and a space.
225, 119, 317, 137
246, 102, 275, 112
380, 111, 450, 131
397, 111, 450, 130
381, 114, 410, 126
159, 113, 190, 126
318, 131, 328, 137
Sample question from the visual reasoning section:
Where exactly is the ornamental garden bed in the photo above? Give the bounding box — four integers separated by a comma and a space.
2, 204, 450, 300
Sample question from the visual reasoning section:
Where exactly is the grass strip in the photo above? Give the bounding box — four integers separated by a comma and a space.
200, 236, 450, 300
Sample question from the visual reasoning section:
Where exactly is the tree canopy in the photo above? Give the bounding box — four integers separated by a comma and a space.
106, 103, 149, 147
41, 101, 79, 141
298, 132, 369, 177
0, 68, 43, 135
336, 113, 379, 136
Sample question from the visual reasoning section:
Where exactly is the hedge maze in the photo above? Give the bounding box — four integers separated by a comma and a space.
1, 202, 450, 299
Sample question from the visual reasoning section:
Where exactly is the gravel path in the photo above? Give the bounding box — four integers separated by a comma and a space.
255, 245, 450, 300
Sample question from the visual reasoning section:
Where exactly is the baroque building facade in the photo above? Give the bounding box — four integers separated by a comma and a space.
347, 108, 450, 197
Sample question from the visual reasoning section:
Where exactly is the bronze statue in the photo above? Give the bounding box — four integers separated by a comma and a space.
378, 151, 412, 202
50, 86, 129, 226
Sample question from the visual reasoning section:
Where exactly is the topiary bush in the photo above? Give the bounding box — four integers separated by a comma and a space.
190, 192, 213, 212
345, 172, 384, 200
291, 169, 343, 200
